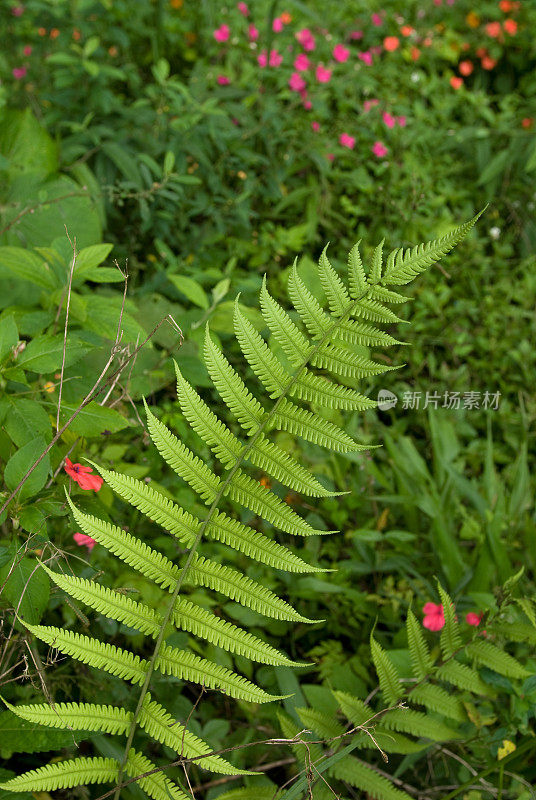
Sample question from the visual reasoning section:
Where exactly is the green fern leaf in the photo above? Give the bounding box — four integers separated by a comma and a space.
139, 694, 248, 775
381, 708, 460, 741
370, 240, 384, 283
465, 640, 530, 679
3, 698, 132, 735
272, 398, 366, 452
288, 260, 333, 338
383, 212, 483, 285
347, 240, 366, 298
125, 749, 189, 800
260, 277, 310, 365
250, 434, 337, 496
351, 298, 401, 324
369, 730, 428, 755
331, 757, 412, 800
406, 609, 433, 681
204, 327, 265, 433
409, 684, 466, 722
234, 302, 290, 398
368, 286, 409, 304
0, 757, 118, 792
291, 370, 376, 411
333, 691, 371, 726
312, 343, 392, 379
296, 706, 345, 739
318, 245, 351, 316
435, 659, 495, 696
437, 584, 462, 659
370, 636, 402, 705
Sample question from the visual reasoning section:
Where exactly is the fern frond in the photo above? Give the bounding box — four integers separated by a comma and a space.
351, 298, 402, 324
406, 609, 433, 681
0, 758, 118, 793
207, 510, 326, 573
125, 750, 189, 800
465, 640, 530, 679
437, 584, 462, 660
171, 597, 299, 665
331, 757, 412, 800
24, 622, 147, 685
370, 636, 402, 705
139, 694, 248, 775
234, 302, 290, 398
296, 707, 345, 739
156, 644, 282, 703
381, 709, 460, 741
435, 659, 495, 696
383, 212, 483, 285
41, 564, 162, 637
291, 370, 376, 410
187, 554, 317, 622
364, 731, 428, 755
318, 246, 351, 316
249, 434, 337, 497
370, 240, 384, 284
272, 399, 366, 452
312, 343, 392, 379
288, 260, 332, 338
347, 240, 366, 298
204, 328, 265, 433
409, 684, 466, 722
334, 691, 371, 726
260, 277, 310, 365
3, 697, 132, 735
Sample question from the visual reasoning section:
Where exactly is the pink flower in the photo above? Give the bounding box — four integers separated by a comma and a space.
273, 17, 284, 32
303, 98, 312, 110
312, 121, 320, 132
466, 612, 483, 627
326, 153, 335, 161
423, 603, 445, 631
294, 53, 310, 71
289, 72, 306, 92
296, 28, 316, 51
340, 133, 356, 149
237, 1, 249, 15
73, 532, 96, 552
382, 111, 396, 128
269, 49, 283, 67
363, 98, 379, 112
370, 45, 383, 55
12, 5, 25, 16
213, 24, 230, 43
333, 43, 350, 62
358, 51, 373, 65
397, 115, 407, 127
64, 458, 103, 492
248, 24, 259, 40
12, 66, 27, 79
350, 30, 364, 40
257, 51, 268, 67
23, 45, 32, 56
372, 141, 388, 158
316, 64, 332, 83
371, 12, 383, 26
217, 75, 230, 85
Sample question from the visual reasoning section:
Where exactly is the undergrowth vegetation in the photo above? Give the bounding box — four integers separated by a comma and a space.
0, 1, 534, 799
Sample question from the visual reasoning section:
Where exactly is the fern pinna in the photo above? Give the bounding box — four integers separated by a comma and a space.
0, 216, 481, 799
278, 585, 534, 800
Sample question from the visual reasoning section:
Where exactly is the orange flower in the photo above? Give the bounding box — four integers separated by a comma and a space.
503, 18, 517, 34
280, 12, 292, 24
423, 36, 433, 47
259, 475, 271, 488
108, 45, 118, 56
459, 60, 474, 75
522, 118, 534, 129
72, 28, 81, 40
43, 381, 55, 393
400, 25, 414, 36
450, 76, 463, 89
481, 55, 497, 69
383, 35, 400, 51
485, 21, 502, 37
499, 0, 513, 10
170, 0, 183, 7
476, 46, 488, 57
38, 27, 47, 36
50, 28, 60, 39
411, 46, 421, 61
466, 12, 480, 27
461, 42, 471, 50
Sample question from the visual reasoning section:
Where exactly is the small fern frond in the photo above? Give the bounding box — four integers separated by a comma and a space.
330, 757, 412, 800
370, 636, 402, 705
249, 434, 337, 497
381, 709, 460, 741
407, 609, 433, 681
347, 240, 366, 298
437, 583, 462, 659
370, 240, 384, 284
435, 659, 495, 696
333, 691, 371, 726
296, 706, 345, 739
465, 640, 530, 679
2, 697, 132, 735
125, 750, 189, 800
272, 398, 367, 452
291, 370, 376, 410
0, 758, 118, 792
409, 684, 466, 722
318, 245, 351, 316
260, 277, 310, 365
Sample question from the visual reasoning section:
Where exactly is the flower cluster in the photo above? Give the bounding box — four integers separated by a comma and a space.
422, 603, 483, 631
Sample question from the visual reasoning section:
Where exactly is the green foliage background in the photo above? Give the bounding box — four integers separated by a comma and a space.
0, 0, 535, 798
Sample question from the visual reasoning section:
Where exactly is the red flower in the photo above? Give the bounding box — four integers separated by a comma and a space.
450, 76, 464, 89
73, 532, 96, 551
422, 602, 445, 631
466, 612, 483, 627
64, 458, 103, 491
383, 36, 400, 52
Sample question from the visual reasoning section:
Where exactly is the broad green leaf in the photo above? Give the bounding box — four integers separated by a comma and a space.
0, 108, 57, 180
0, 712, 83, 760
16, 334, 93, 373
168, 275, 209, 309
3, 436, 50, 501
0, 248, 55, 290
73, 243, 114, 281
0, 545, 50, 624
58, 401, 129, 436
0, 315, 18, 362
5, 398, 53, 446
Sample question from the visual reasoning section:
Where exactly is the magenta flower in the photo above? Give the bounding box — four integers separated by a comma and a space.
316, 64, 332, 83
466, 612, 483, 627
350, 30, 364, 40
217, 75, 230, 85
269, 49, 283, 67
289, 72, 306, 92
12, 66, 27, 79
73, 532, 96, 552
294, 53, 310, 71
382, 112, 396, 128
333, 44, 350, 63
372, 141, 388, 158
23, 45, 32, 56
248, 24, 259, 40
340, 133, 356, 149
358, 51, 373, 65
326, 152, 335, 161
12, 4, 24, 16
312, 121, 320, 132
296, 28, 316, 51
422, 603, 445, 631
213, 24, 230, 42
303, 98, 312, 110
397, 115, 407, 127
371, 12, 383, 25
363, 98, 379, 112
237, 1, 249, 15
273, 17, 283, 32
